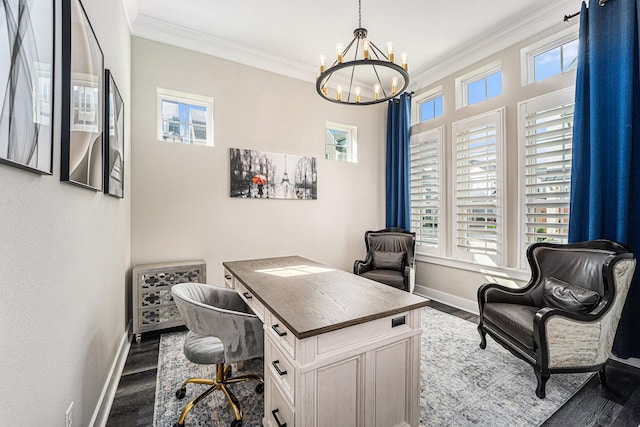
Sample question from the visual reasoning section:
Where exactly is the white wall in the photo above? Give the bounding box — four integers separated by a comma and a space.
130, 37, 387, 279
0, 0, 131, 425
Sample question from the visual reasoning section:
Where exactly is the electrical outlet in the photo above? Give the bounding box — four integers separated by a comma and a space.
65, 402, 73, 427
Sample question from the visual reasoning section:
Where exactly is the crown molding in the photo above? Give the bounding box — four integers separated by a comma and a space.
131, 14, 317, 83
120, 0, 138, 34
130, 0, 581, 90
408, 0, 581, 91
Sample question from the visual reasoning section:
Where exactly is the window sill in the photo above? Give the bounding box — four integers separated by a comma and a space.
415, 252, 531, 282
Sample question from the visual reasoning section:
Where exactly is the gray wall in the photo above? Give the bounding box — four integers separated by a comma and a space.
130, 37, 387, 279
0, 0, 131, 425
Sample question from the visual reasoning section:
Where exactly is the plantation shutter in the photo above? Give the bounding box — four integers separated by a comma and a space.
453, 109, 505, 264
522, 100, 574, 245
410, 128, 444, 253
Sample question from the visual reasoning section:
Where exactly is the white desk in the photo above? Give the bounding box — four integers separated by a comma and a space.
223, 256, 428, 427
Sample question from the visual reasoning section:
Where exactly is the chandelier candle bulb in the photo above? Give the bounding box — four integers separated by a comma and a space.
387, 41, 394, 62
337, 85, 343, 101
336, 43, 344, 63
402, 52, 408, 71
319, 54, 326, 73
363, 39, 370, 59
355, 87, 361, 103
374, 84, 380, 100
392, 77, 398, 93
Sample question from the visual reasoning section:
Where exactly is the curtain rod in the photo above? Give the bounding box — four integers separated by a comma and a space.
564, 0, 610, 22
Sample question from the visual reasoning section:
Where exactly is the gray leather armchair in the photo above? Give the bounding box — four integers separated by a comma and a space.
354, 227, 416, 292
171, 282, 264, 427
477, 240, 636, 398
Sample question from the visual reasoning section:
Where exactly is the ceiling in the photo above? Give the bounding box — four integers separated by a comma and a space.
121, 0, 582, 90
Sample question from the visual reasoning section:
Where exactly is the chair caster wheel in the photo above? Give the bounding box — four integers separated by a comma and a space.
231, 418, 242, 427
255, 383, 264, 394
176, 387, 186, 399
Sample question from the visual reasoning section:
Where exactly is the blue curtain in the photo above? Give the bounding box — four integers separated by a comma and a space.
386, 92, 412, 230
569, 0, 640, 358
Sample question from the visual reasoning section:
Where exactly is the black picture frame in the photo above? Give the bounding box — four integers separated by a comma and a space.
104, 69, 124, 198
60, 0, 104, 190
0, 0, 55, 174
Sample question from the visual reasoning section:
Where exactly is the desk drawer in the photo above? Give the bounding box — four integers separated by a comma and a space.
236, 281, 265, 322
223, 268, 235, 289
266, 336, 295, 403
266, 312, 296, 360
266, 379, 295, 427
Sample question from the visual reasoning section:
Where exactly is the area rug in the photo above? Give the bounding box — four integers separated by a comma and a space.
154, 306, 591, 426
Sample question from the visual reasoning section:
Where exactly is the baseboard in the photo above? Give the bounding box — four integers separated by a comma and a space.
90, 321, 132, 427
414, 285, 479, 315
611, 355, 640, 369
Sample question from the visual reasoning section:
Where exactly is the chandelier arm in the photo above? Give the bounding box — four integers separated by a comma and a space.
347, 63, 357, 102
342, 36, 358, 62
370, 63, 387, 98
368, 40, 390, 61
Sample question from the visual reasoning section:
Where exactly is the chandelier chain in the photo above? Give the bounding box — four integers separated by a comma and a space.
358, 0, 362, 28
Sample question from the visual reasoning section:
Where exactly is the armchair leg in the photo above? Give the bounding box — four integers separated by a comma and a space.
535, 370, 550, 399
598, 366, 607, 388
478, 328, 487, 349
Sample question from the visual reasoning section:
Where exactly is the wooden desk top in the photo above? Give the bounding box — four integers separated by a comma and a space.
223, 256, 429, 339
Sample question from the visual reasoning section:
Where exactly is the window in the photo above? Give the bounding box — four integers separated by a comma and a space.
156, 88, 213, 146
521, 28, 579, 85
467, 71, 502, 105
412, 86, 443, 124
452, 108, 506, 265
533, 39, 578, 82
455, 61, 502, 109
410, 127, 445, 255
325, 121, 357, 162
518, 88, 574, 265
418, 95, 443, 122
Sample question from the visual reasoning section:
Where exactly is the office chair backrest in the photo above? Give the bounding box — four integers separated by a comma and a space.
172, 282, 264, 363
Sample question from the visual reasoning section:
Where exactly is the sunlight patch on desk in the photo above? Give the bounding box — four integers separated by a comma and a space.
256, 265, 334, 277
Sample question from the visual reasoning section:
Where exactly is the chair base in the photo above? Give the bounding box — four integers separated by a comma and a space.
175, 363, 263, 426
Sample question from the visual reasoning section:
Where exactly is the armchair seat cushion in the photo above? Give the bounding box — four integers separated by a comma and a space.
483, 303, 538, 350
360, 269, 405, 290
183, 331, 225, 365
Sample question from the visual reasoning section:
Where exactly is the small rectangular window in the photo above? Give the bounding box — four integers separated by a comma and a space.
419, 95, 443, 122
325, 121, 357, 163
533, 39, 578, 82
455, 61, 502, 109
467, 71, 502, 106
156, 88, 213, 146
521, 28, 579, 86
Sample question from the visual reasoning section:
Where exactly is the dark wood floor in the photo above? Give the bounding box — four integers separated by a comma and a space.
106, 301, 640, 426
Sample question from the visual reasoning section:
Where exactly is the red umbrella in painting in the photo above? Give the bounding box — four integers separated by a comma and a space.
252, 175, 267, 185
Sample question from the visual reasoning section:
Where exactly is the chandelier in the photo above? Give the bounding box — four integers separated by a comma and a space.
316, 0, 409, 105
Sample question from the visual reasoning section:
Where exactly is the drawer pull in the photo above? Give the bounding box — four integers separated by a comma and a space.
224, 275, 232, 280
392, 315, 406, 328
271, 409, 287, 427
242, 292, 253, 300
271, 324, 287, 337
272, 360, 288, 376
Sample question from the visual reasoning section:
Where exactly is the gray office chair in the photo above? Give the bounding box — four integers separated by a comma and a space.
171, 282, 264, 427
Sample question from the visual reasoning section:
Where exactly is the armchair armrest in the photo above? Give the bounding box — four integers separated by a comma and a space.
533, 307, 610, 368
353, 258, 373, 275
477, 282, 536, 310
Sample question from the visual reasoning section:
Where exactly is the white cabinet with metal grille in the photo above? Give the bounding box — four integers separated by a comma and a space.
132, 260, 206, 343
